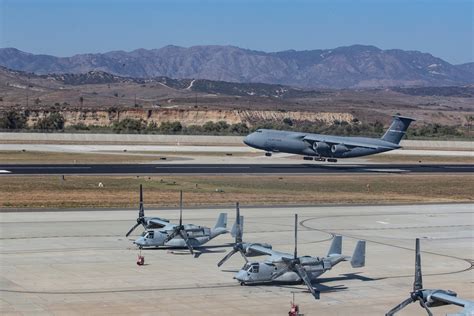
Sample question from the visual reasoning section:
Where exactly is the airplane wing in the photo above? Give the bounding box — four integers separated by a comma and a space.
246, 244, 293, 261
148, 218, 175, 229
302, 135, 395, 150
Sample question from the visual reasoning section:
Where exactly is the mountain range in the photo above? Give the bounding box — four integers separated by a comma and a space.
0, 45, 472, 88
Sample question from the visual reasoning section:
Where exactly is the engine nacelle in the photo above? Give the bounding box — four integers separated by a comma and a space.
331, 144, 349, 155
312, 141, 330, 154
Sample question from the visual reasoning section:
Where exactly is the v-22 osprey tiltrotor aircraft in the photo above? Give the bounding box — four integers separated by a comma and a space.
125, 185, 230, 254
218, 212, 366, 299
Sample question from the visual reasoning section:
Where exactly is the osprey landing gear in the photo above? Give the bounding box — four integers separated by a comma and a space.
265, 152, 272, 157
327, 158, 338, 163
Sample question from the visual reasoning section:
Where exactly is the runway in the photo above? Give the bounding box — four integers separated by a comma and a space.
1, 163, 473, 175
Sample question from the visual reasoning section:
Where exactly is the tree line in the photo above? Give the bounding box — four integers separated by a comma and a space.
0, 110, 469, 139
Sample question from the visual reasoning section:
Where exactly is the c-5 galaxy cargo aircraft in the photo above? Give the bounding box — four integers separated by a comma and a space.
126, 186, 229, 254
386, 238, 474, 316
243, 115, 415, 162
219, 214, 366, 299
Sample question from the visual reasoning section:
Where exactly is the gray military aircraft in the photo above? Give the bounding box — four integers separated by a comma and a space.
219, 214, 366, 299
386, 238, 474, 316
217, 202, 273, 267
127, 187, 229, 254
125, 184, 171, 237
243, 115, 415, 162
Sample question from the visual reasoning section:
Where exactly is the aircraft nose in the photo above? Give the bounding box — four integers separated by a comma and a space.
134, 237, 145, 246
243, 134, 251, 146
234, 270, 248, 281
243, 133, 255, 147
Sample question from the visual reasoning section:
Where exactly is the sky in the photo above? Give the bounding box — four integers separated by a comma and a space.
0, 0, 472, 64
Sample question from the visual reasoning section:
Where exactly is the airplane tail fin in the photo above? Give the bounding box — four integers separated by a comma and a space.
350, 240, 366, 268
327, 235, 342, 256
214, 213, 227, 229
381, 115, 415, 144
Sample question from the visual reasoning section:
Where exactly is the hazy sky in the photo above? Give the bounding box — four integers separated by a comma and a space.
1, 0, 472, 64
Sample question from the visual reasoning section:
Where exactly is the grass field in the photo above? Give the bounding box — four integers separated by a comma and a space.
0, 174, 472, 209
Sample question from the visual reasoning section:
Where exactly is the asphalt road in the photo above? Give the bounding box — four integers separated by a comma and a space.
1, 163, 473, 175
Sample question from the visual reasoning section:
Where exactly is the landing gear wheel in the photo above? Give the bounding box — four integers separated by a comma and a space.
265, 152, 272, 157
327, 158, 338, 163
315, 157, 326, 162
240, 282, 245, 286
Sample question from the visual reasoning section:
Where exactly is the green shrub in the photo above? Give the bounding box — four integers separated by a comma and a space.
33, 112, 65, 131
0, 110, 28, 129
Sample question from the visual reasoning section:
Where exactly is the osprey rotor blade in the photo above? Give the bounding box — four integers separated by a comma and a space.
418, 298, 433, 316
294, 264, 319, 300
294, 214, 298, 259
238, 248, 248, 263
385, 297, 414, 316
179, 190, 183, 226
126, 222, 141, 237
414, 238, 423, 291
236, 202, 242, 243
217, 248, 238, 267
271, 265, 290, 280
139, 184, 144, 218
179, 230, 194, 255
164, 227, 180, 243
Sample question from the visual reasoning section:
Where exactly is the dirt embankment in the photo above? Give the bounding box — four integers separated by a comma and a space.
23, 108, 354, 127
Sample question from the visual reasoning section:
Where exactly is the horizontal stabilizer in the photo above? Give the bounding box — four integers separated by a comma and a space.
351, 240, 366, 268
328, 235, 342, 256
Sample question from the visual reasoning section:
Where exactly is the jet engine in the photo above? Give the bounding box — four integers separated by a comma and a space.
331, 144, 349, 155
312, 142, 330, 154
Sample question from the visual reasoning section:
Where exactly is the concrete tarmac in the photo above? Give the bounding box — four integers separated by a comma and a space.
1, 203, 473, 315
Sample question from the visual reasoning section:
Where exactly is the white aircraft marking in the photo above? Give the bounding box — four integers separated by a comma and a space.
0, 170, 12, 173
376, 221, 389, 225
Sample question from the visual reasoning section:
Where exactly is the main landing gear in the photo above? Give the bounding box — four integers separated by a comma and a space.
265, 152, 272, 157
327, 158, 338, 163
305, 156, 327, 162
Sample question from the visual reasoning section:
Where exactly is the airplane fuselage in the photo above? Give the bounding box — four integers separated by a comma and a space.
244, 129, 400, 158
134, 226, 227, 248
234, 260, 330, 285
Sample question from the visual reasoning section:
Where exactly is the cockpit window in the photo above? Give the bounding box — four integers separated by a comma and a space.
256, 129, 262, 133
251, 263, 259, 273
145, 231, 154, 239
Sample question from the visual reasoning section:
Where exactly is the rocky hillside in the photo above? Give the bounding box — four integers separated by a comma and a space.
1, 45, 472, 88
18, 108, 354, 128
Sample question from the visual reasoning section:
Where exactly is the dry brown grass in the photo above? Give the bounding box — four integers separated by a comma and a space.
0, 151, 162, 164
366, 154, 474, 164
0, 150, 257, 164
0, 174, 472, 209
